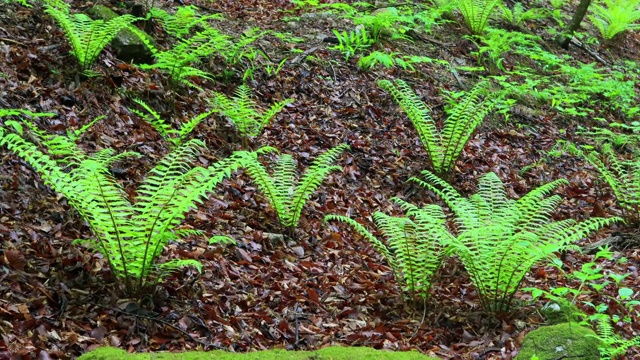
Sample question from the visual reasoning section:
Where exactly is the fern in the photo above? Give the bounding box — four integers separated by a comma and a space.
129, 98, 214, 147
329, 29, 373, 61
559, 141, 640, 220
589, 315, 640, 359
588, 0, 640, 40
357, 51, 446, 71
499, 2, 548, 27
244, 144, 349, 234
378, 79, 493, 181
210, 85, 292, 147
455, 0, 501, 35
325, 208, 449, 300
43, 2, 138, 72
348, 7, 415, 43
149, 5, 222, 39
137, 28, 224, 90
408, 170, 621, 314
0, 119, 260, 296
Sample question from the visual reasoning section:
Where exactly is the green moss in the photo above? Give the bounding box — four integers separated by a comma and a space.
77, 346, 440, 360
539, 301, 583, 325
515, 322, 602, 360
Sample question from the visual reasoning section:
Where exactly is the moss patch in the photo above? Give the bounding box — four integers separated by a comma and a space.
515, 322, 602, 360
77, 346, 440, 360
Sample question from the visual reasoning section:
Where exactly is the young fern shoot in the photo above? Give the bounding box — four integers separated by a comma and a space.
244, 144, 349, 239
558, 141, 640, 220
210, 85, 293, 148
136, 28, 225, 90
325, 203, 450, 301
455, 0, 501, 35
129, 98, 215, 147
409, 170, 621, 314
44, 1, 138, 73
0, 117, 263, 297
378, 79, 493, 181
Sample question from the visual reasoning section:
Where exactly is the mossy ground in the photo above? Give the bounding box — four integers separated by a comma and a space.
78, 346, 440, 360
514, 322, 602, 360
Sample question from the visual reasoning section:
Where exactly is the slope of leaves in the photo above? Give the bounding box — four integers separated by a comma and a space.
1, 0, 640, 359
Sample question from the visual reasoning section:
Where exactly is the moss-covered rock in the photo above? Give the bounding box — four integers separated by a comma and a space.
515, 322, 602, 360
539, 301, 583, 325
77, 346, 440, 360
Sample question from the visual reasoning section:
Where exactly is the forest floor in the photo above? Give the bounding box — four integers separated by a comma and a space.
1, 0, 640, 359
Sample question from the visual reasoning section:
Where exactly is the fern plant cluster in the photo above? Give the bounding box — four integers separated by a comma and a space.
455, 0, 502, 35
0, 113, 277, 296
327, 169, 619, 313
379, 78, 493, 181
209, 85, 293, 146
555, 141, 640, 221
588, 0, 640, 40
525, 246, 640, 359
43, 0, 139, 74
328, 170, 620, 313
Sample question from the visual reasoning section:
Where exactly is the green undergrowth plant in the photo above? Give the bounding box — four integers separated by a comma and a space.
578, 121, 640, 155
455, 0, 501, 35
525, 246, 640, 358
491, 56, 637, 118
149, 5, 223, 38
244, 144, 349, 239
4, 0, 31, 6
499, 2, 548, 27
325, 203, 449, 301
0, 117, 268, 297
209, 85, 293, 148
43, 0, 138, 74
588, 0, 640, 40
348, 7, 415, 43
129, 98, 215, 147
591, 315, 640, 359
409, 170, 621, 314
134, 28, 221, 90
554, 141, 640, 220
378, 79, 493, 181
471, 28, 541, 73
330, 29, 373, 61
357, 51, 448, 71
0, 108, 55, 119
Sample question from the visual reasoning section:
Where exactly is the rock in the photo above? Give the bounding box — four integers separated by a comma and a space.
85, 5, 154, 64
515, 322, 602, 360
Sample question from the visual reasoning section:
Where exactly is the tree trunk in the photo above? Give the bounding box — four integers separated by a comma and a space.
555, 0, 592, 49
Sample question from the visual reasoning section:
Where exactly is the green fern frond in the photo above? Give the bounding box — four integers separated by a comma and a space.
590, 315, 640, 358
245, 145, 349, 233
456, 0, 501, 35
139, 29, 223, 89
588, 0, 640, 40
379, 79, 492, 180
150, 5, 223, 38
408, 170, 621, 313
0, 122, 256, 297
323, 214, 393, 262
560, 141, 640, 218
130, 98, 177, 140
210, 85, 293, 141
130, 98, 213, 146
290, 144, 350, 227
44, 4, 138, 71
325, 209, 447, 299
